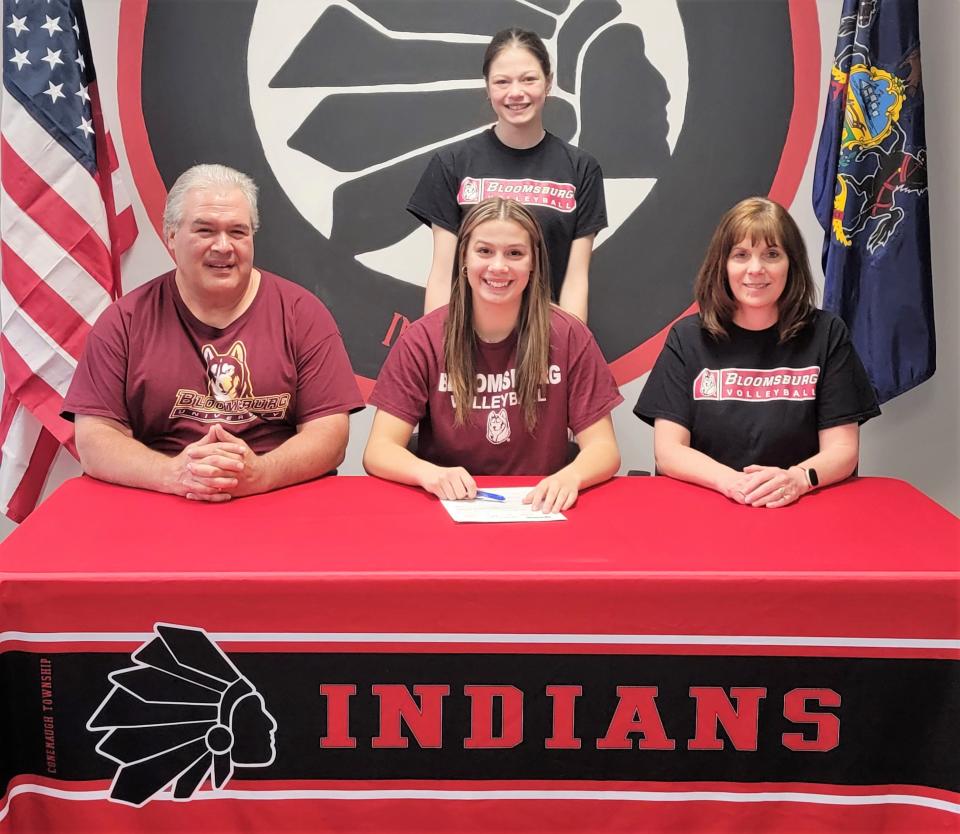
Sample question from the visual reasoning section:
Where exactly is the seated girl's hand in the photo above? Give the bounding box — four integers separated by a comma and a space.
523, 470, 582, 515
419, 464, 477, 501
740, 464, 808, 508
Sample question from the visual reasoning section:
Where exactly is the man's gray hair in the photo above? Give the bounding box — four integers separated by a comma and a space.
162, 164, 260, 237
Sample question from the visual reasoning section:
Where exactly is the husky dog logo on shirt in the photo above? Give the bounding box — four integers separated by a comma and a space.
486, 408, 511, 445
694, 368, 720, 400
203, 342, 253, 401
170, 342, 290, 424
460, 177, 481, 203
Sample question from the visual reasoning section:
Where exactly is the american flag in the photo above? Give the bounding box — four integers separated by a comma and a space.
1, 0, 136, 521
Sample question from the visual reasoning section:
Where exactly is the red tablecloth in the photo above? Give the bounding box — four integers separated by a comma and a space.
1, 475, 957, 833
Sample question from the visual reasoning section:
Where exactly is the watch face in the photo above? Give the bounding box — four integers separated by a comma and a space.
119, 0, 818, 386
808, 468, 820, 487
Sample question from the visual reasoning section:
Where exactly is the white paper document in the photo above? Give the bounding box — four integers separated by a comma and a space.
440, 487, 566, 523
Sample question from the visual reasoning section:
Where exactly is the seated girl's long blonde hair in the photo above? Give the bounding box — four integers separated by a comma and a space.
444, 198, 552, 431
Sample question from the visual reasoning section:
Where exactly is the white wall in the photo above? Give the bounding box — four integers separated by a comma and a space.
1, 0, 955, 540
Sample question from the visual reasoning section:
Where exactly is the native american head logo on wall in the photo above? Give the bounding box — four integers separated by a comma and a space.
87, 624, 277, 807
119, 0, 818, 385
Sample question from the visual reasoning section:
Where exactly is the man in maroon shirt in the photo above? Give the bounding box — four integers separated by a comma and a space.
63, 164, 364, 502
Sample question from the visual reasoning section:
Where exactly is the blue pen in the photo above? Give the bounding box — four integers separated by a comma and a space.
475, 490, 506, 501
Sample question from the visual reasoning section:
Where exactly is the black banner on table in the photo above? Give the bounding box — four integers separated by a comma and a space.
2, 625, 957, 807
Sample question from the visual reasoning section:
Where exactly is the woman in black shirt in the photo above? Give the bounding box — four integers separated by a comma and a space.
634, 197, 879, 507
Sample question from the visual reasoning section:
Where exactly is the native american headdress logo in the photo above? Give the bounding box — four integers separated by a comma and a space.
123, 2, 810, 383
87, 624, 277, 807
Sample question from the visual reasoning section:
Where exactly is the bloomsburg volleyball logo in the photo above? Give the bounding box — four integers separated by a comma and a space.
694, 367, 820, 402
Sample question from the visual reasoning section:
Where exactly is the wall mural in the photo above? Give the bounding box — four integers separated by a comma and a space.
118, 0, 818, 387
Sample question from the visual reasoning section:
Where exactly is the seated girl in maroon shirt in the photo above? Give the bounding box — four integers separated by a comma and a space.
364, 198, 622, 514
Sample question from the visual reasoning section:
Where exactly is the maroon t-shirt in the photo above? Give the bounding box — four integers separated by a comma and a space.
63, 270, 364, 454
369, 307, 623, 475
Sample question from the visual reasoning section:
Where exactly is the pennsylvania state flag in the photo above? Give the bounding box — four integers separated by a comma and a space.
813, 0, 934, 403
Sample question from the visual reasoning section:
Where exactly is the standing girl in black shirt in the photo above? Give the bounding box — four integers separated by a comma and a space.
408, 28, 606, 322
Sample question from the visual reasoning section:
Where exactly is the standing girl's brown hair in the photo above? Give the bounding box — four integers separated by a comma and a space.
695, 197, 817, 343
482, 28, 552, 82
444, 198, 552, 431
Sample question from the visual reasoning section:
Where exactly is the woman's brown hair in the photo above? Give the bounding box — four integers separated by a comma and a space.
444, 198, 552, 431
694, 197, 817, 342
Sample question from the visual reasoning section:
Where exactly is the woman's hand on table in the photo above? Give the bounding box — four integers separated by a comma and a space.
735, 464, 809, 508
717, 470, 753, 505
419, 464, 477, 501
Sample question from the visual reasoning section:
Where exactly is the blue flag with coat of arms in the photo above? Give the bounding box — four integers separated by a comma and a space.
813, 0, 934, 404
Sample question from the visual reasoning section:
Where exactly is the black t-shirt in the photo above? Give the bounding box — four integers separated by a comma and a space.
407, 128, 607, 300
634, 312, 880, 471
